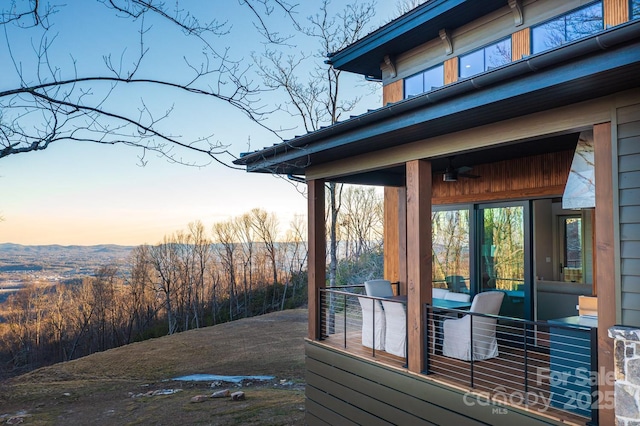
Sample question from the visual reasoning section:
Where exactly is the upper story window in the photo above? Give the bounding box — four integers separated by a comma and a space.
459, 38, 512, 79
532, 2, 603, 54
404, 64, 444, 98
633, 0, 640, 20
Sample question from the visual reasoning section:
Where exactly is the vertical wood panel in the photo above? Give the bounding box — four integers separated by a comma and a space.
383, 80, 404, 105
593, 122, 615, 426
431, 151, 573, 204
444, 57, 459, 85
398, 188, 408, 297
511, 28, 530, 60
308, 179, 326, 340
406, 160, 431, 374
384, 187, 400, 287
604, 0, 629, 27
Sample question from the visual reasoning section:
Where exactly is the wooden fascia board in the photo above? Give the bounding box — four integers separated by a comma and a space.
305, 96, 615, 181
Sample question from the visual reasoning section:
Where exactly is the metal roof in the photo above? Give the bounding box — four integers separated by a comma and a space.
234, 20, 640, 185
326, 0, 507, 79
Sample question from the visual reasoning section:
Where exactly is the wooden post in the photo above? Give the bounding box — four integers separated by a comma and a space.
384, 187, 408, 295
593, 122, 615, 426
406, 160, 432, 373
308, 179, 326, 340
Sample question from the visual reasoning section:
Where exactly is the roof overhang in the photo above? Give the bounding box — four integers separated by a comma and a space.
234, 21, 640, 184
326, 0, 507, 79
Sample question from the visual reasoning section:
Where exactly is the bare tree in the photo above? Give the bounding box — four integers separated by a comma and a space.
249, 208, 281, 310
0, 1, 297, 166
212, 220, 240, 320
254, 0, 377, 290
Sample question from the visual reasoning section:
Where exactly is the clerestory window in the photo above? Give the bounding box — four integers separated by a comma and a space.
531, 1, 604, 55
633, 0, 640, 20
458, 38, 511, 79
404, 64, 444, 98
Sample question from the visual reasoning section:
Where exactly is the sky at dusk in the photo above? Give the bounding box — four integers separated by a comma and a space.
0, 1, 400, 246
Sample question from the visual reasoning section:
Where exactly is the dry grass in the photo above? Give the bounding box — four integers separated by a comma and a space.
0, 309, 308, 425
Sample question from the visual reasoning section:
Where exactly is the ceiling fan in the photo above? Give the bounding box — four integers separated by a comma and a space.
441, 157, 479, 182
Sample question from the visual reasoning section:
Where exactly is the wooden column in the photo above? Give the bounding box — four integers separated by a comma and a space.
406, 160, 432, 374
308, 179, 326, 340
384, 187, 408, 295
593, 122, 615, 426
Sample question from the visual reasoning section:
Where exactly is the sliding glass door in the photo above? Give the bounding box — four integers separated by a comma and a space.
476, 202, 531, 319
431, 202, 532, 319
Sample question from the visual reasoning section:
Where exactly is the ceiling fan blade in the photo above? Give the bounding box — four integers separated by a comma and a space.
457, 166, 472, 173
459, 172, 480, 179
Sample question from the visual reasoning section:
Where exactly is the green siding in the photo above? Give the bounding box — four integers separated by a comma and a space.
618, 103, 640, 328
305, 341, 570, 425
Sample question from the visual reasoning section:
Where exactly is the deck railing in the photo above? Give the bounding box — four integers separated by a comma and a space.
426, 305, 598, 424
318, 287, 598, 425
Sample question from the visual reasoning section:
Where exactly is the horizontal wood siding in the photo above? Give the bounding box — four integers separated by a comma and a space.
604, 0, 630, 27
305, 341, 569, 425
432, 151, 573, 205
618, 103, 640, 327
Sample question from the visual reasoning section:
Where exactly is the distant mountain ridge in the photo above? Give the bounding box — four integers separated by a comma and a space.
0, 243, 136, 276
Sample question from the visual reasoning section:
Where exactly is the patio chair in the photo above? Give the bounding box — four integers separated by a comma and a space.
442, 291, 505, 361
358, 296, 386, 350
364, 279, 394, 297
432, 288, 450, 299
358, 279, 392, 351
381, 298, 406, 358
444, 292, 471, 302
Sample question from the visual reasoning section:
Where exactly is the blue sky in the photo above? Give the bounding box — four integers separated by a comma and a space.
0, 1, 398, 245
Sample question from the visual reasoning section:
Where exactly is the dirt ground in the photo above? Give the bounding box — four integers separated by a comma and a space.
0, 309, 308, 425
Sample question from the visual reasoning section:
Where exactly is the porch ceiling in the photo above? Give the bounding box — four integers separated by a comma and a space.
234, 21, 640, 186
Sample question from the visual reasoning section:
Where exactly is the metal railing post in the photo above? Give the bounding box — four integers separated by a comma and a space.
523, 321, 529, 401
469, 314, 474, 388
343, 293, 347, 348
589, 326, 599, 426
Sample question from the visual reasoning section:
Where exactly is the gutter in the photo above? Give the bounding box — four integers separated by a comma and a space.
235, 19, 640, 167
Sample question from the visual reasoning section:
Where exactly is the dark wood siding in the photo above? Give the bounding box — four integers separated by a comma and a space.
618, 103, 640, 327
305, 341, 569, 426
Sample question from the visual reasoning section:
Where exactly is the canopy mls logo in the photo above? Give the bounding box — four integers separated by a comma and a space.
461, 366, 616, 414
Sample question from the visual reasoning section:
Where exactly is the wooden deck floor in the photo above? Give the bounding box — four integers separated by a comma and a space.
319, 328, 590, 426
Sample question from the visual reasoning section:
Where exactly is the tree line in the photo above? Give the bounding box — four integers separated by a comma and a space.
0, 186, 386, 378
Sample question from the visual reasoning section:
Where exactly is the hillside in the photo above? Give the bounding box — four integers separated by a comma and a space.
0, 309, 308, 425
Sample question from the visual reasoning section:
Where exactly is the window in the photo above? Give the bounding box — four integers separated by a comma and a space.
633, 0, 640, 20
459, 38, 511, 79
532, 2, 603, 54
561, 216, 583, 282
403, 64, 444, 98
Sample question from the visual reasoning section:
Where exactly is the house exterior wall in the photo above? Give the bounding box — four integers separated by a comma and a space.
618, 102, 640, 327
381, 0, 634, 100
305, 340, 569, 426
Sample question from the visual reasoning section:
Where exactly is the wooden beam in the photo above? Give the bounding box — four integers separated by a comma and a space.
593, 121, 615, 426
383, 80, 403, 105
308, 179, 326, 340
406, 160, 432, 374
604, 0, 629, 28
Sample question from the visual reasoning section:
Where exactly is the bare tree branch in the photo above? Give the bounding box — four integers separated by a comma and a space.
0, 1, 300, 167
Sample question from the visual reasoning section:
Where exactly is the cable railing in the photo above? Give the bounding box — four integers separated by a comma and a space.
319, 284, 407, 365
425, 305, 598, 424
317, 287, 598, 424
